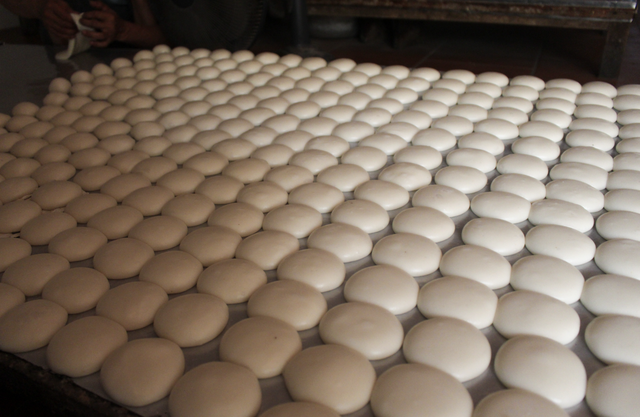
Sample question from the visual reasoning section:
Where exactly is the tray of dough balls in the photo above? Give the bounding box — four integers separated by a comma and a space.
1, 44, 640, 417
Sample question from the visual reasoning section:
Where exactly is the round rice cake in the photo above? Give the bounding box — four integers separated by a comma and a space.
197, 258, 267, 304
153, 293, 228, 347
41, 267, 109, 314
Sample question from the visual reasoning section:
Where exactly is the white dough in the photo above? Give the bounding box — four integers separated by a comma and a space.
179, 225, 242, 267
418, 276, 498, 329
154, 293, 228, 347
320, 301, 404, 360
494, 335, 586, 408
197, 258, 265, 304
605, 189, 640, 214
359, 132, 408, 155
206, 202, 263, 237
168, 361, 261, 417
92, 237, 154, 279
530, 109, 572, 128
344, 264, 418, 315
0, 299, 67, 353
96, 281, 167, 330
432, 115, 474, 136
473, 389, 569, 417
594, 238, 640, 280
87, 205, 144, 239
434, 166, 487, 194
470, 191, 531, 223
283, 344, 376, 415
247, 280, 326, 331
461, 217, 525, 256
235, 230, 299, 270
220, 316, 301, 379
307, 223, 372, 263
288, 182, 344, 214
457, 132, 504, 156
41, 267, 109, 314
550, 162, 608, 190
371, 363, 473, 417
236, 181, 288, 213
259, 402, 339, 417
354, 180, 410, 210
48, 226, 108, 262
439, 244, 511, 289
0, 200, 42, 233
412, 184, 470, 217
403, 317, 491, 382
392, 206, 455, 242
446, 148, 496, 173
585, 315, 640, 366
596, 210, 640, 241
511, 136, 560, 161
545, 179, 604, 213
560, 146, 613, 171
510, 255, 584, 304
607, 170, 640, 191
581, 274, 640, 318
565, 129, 615, 151
263, 204, 322, 238
474, 118, 519, 140
195, 175, 244, 205
528, 198, 594, 232
100, 338, 184, 407
0, 282, 25, 318
525, 224, 596, 266
317, 163, 370, 192
497, 154, 548, 181
277, 248, 345, 292
139, 250, 202, 294
393, 145, 442, 170
2, 253, 69, 297
331, 199, 389, 234
128, 215, 187, 251
586, 364, 640, 417
46, 316, 127, 377
372, 232, 441, 276
289, 149, 338, 175
161, 193, 215, 227
412, 128, 456, 151
493, 290, 580, 344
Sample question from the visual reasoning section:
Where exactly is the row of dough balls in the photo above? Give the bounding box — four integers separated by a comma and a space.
0, 290, 637, 417
0, 43, 636, 416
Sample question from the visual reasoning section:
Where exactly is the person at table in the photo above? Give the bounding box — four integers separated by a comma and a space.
1, 0, 165, 48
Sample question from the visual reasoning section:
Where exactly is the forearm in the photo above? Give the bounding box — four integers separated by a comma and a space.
1, 0, 46, 19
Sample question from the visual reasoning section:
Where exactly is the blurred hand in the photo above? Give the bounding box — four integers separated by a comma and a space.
41, 0, 78, 42
80, 1, 126, 48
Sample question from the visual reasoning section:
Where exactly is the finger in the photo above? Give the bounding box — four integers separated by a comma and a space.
81, 30, 107, 41
81, 11, 108, 21
46, 21, 78, 37
50, 7, 76, 25
90, 39, 110, 48
80, 17, 111, 31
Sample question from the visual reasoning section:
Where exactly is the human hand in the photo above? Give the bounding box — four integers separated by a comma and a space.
79, 1, 127, 48
41, 0, 78, 42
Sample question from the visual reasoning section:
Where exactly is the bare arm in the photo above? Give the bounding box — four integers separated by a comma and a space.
80, 0, 165, 48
